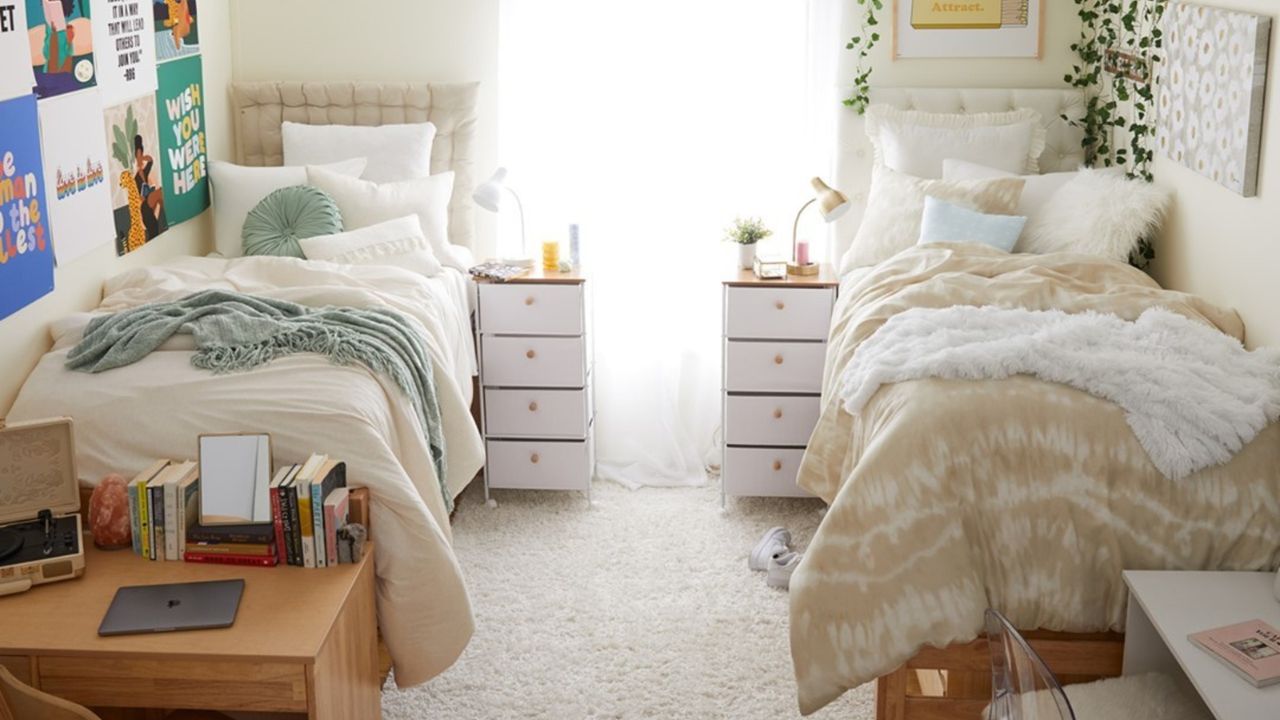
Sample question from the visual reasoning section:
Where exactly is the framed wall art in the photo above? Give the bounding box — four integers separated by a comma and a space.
894, 0, 1044, 59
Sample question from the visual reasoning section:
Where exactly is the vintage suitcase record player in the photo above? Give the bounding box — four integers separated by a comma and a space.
0, 417, 85, 596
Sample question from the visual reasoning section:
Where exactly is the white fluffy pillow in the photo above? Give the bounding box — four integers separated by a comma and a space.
306, 165, 463, 271
298, 215, 443, 278
1019, 169, 1171, 262
841, 166, 1025, 273
209, 157, 367, 259
866, 105, 1046, 178
942, 159, 1080, 219
283, 122, 436, 182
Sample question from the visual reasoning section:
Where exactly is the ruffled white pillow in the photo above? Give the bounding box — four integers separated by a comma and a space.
1018, 169, 1171, 263
298, 215, 443, 278
866, 105, 1046, 178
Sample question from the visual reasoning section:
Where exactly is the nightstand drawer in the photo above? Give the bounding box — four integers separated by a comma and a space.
479, 283, 584, 336
724, 341, 825, 393
725, 286, 834, 340
722, 447, 810, 498
724, 395, 820, 447
482, 336, 587, 387
486, 438, 593, 491
485, 388, 591, 438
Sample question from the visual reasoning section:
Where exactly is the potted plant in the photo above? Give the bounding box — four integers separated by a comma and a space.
725, 217, 772, 270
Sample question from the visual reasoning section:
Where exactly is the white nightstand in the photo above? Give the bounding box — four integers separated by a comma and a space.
476, 267, 595, 500
720, 265, 837, 504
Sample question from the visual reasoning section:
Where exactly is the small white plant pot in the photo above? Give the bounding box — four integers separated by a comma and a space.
737, 242, 757, 270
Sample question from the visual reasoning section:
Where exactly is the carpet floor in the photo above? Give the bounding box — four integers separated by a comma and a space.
382, 481, 875, 719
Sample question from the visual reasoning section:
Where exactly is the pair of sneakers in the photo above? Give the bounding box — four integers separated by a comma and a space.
748, 526, 802, 590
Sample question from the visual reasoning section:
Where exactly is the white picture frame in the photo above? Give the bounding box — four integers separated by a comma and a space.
894, 0, 1044, 59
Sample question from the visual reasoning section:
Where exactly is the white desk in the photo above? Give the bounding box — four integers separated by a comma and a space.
1123, 570, 1280, 720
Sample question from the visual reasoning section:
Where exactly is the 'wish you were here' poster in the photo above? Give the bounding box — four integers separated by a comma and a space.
0, 94, 55, 321
155, 53, 206, 225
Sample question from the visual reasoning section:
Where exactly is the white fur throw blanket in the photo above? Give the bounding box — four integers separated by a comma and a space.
838, 305, 1280, 480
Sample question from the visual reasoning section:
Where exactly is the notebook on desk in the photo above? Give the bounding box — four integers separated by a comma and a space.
98, 578, 245, 636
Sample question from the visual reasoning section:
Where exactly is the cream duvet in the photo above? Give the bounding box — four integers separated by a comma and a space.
791, 244, 1280, 714
8, 255, 484, 688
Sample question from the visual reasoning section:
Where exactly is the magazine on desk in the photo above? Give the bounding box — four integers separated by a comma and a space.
1189, 619, 1280, 688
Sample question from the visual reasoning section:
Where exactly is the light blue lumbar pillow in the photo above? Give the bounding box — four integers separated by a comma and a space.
917, 195, 1027, 253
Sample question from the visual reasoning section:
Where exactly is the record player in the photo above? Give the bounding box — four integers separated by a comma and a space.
0, 417, 85, 597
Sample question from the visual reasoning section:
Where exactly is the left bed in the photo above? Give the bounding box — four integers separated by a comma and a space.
4, 81, 485, 688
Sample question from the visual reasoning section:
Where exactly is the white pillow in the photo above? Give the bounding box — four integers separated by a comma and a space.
942, 159, 1079, 218
841, 166, 1025, 273
298, 215, 443, 278
209, 158, 367, 259
1019, 169, 1171, 263
306, 165, 463, 271
866, 105, 1046, 178
283, 122, 435, 183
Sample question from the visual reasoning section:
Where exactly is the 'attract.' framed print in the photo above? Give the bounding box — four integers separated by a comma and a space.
895, 0, 1044, 59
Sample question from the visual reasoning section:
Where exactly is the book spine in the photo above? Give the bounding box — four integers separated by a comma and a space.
183, 552, 279, 567
187, 543, 275, 556
150, 485, 165, 561
138, 482, 150, 559
311, 482, 326, 569
324, 500, 339, 567
271, 485, 287, 565
178, 482, 198, 556
128, 486, 141, 556
281, 486, 297, 566
164, 480, 178, 561
186, 529, 274, 544
298, 484, 315, 568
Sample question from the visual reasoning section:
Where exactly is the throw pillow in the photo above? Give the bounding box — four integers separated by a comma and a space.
941, 159, 1081, 219
283, 122, 436, 183
866, 105, 1046, 178
242, 185, 344, 258
1018, 169, 1171, 263
917, 196, 1027, 253
298, 215, 444, 278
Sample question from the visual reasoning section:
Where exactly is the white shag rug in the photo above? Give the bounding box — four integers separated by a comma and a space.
382, 481, 876, 719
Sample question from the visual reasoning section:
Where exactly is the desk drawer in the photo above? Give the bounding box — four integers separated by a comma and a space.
485, 387, 591, 438
724, 395, 820, 447
487, 438, 593, 491
722, 447, 810, 497
480, 283, 583, 335
725, 286, 834, 340
482, 336, 586, 388
724, 341, 826, 393
37, 656, 308, 712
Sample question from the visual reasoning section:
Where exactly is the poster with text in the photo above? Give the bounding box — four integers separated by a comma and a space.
155, 53, 205, 225
153, 0, 196, 61
26, 0, 96, 97
91, 0, 157, 105
0, 1, 37, 100
0, 94, 55, 320
39, 88, 114, 264
103, 92, 166, 255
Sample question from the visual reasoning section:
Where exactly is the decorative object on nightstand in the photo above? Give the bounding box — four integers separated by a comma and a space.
720, 266, 837, 504
724, 216, 772, 270
475, 266, 595, 500
753, 254, 787, 280
473, 167, 533, 267
789, 177, 849, 276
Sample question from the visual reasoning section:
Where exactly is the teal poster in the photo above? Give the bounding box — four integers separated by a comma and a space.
155, 53, 205, 225
0, 94, 55, 320
26, 0, 97, 98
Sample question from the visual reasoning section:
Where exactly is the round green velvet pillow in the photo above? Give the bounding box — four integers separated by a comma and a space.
241, 185, 343, 258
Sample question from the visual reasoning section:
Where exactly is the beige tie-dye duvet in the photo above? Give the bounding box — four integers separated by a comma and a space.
791, 243, 1280, 715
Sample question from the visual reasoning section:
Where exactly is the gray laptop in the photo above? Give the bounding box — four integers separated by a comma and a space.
98, 579, 245, 636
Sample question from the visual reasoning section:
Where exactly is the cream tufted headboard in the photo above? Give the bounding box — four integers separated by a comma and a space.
230, 81, 479, 249
834, 87, 1086, 262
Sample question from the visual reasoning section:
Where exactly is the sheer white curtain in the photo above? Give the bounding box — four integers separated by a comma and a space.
499, 0, 841, 487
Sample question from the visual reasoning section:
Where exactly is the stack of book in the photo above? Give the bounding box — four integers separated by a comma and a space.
127, 459, 199, 562
268, 453, 351, 568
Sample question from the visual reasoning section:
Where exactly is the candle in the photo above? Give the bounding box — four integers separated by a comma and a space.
796, 240, 810, 266
542, 241, 560, 271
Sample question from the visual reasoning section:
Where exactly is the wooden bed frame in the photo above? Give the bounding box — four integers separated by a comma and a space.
875, 630, 1124, 720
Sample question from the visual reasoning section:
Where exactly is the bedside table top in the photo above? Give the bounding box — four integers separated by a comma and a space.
723, 263, 838, 288
474, 265, 586, 285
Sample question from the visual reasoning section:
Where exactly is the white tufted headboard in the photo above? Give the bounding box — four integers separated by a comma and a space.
834, 87, 1086, 261
230, 81, 479, 249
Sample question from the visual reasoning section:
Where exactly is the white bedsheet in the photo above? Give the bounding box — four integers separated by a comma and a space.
8, 255, 484, 687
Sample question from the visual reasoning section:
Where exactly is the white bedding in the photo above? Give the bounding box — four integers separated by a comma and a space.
8, 255, 483, 687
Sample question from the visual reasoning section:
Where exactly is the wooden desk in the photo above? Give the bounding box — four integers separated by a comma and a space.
0, 543, 379, 719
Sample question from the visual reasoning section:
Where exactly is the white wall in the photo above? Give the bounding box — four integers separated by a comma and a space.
227, 0, 500, 258
0, 2, 234, 415
1150, 0, 1278, 349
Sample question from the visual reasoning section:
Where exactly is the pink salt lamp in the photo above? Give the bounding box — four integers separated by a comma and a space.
89, 473, 132, 550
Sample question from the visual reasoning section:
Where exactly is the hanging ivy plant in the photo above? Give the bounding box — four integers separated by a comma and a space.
842, 0, 883, 114
1064, 0, 1168, 267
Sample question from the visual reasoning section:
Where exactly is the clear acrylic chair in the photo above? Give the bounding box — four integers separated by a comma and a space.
986, 608, 1076, 720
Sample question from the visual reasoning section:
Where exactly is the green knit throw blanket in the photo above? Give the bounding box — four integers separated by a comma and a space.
67, 290, 451, 511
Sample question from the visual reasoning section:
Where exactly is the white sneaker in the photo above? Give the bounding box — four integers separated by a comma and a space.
767, 551, 802, 590
749, 527, 792, 572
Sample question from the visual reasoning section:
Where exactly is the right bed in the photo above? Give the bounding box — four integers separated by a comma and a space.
790, 89, 1280, 718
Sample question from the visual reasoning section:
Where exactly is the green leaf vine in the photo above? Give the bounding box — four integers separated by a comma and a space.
1064, 0, 1168, 267
842, 0, 883, 114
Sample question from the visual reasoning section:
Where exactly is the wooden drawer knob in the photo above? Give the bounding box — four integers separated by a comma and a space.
530, 453, 541, 464
773, 408, 783, 419
774, 354, 784, 365
528, 401, 539, 412
526, 349, 537, 359
772, 460, 783, 472
525, 296, 536, 306
775, 301, 785, 310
